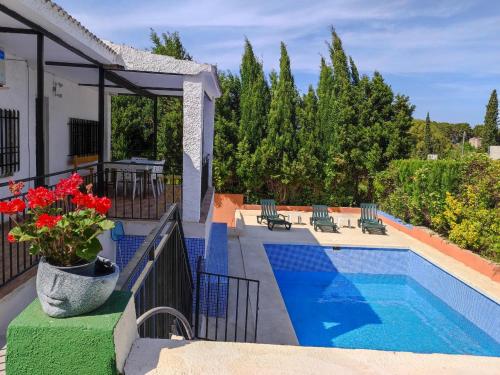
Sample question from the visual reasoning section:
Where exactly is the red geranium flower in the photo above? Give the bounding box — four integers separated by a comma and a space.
93, 197, 112, 214
71, 192, 111, 214
0, 198, 26, 214
35, 213, 62, 229
8, 181, 25, 196
72, 191, 95, 208
7, 233, 16, 243
55, 173, 83, 198
26, 187, 57, 209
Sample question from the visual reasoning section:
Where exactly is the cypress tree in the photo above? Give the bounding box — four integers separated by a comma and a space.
349, 56, 360, 86
236, 39, 270, 196
423, 112, 432, 158
294, 86, 323, 203
317, 57, 333, 149
482, 89, 498, 151
259, 42, 298, 202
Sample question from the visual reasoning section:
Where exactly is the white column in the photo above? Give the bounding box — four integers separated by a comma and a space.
182, 76, 204, 222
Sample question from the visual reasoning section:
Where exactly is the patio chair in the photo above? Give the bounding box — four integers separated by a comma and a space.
149, 161, 165, 198
114, 167, 143, 200
310, 205, 337, 232
257, 199, 292, 231
358, 203, 386, 234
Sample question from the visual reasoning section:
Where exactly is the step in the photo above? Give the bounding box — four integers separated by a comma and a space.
124, 338, 500, 375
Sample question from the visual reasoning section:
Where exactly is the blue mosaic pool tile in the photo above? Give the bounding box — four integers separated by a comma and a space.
264, 244, 336, 272
185, 237, 205, 279
264, 243, 500, 346
325, 247, 409, 275
408, 251, 500, 343
205, 223, 229, 275
187, 223, 229, 318
116, 235, 146, 271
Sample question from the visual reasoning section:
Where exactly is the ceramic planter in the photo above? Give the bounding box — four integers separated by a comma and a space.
36, 256, 119, 318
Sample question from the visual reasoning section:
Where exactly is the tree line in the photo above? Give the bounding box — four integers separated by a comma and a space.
110, 29, 499, 207
214, 30, 415, 205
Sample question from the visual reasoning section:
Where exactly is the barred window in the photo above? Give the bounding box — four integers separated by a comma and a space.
68, 118, 98, 157
0, 109, 20, 177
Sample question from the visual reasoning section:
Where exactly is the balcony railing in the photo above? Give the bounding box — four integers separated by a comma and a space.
0, 161, 182, 288
116, 204, 193, 339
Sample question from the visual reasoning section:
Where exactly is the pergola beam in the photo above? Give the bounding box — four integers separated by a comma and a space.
35, 33, 45, 186
104, 70, 155, 98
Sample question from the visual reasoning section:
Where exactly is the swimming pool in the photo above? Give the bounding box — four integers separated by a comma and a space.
264, 244, 500, 356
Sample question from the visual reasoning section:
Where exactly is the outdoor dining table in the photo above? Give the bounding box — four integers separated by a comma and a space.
105, 159, 165, 198
106, 159, 164, 171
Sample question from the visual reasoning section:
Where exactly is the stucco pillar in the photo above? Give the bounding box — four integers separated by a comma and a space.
182, 76, 204, 222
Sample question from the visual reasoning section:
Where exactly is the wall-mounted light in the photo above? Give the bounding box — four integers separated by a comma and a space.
52, 80, 63, 98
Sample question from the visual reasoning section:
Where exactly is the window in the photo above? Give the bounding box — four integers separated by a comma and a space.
68, 118, 99, 157
0, 108, 20, 177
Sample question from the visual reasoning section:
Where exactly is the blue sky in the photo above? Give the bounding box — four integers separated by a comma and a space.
58, 0, 500, 125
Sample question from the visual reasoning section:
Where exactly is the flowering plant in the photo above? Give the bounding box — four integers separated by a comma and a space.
2, 174, 114, 267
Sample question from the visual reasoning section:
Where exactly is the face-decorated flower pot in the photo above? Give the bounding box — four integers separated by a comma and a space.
37, 256, 119, 318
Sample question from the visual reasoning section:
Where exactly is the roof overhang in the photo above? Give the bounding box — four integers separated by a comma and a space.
0, 1, 221, 99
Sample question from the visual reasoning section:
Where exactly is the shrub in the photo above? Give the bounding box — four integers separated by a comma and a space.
375, 154, 499, 262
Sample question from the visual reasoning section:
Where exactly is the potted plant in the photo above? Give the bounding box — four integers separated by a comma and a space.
2, 174, 118, 318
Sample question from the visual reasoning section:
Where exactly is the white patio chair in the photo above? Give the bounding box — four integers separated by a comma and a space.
114, 166, 143, 200
149, 161, 165, 198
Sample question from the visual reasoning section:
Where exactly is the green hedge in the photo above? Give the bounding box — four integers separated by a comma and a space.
375, 154, 499, 262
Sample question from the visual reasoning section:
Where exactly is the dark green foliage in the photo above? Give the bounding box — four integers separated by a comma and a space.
111, 30, 191, 173
211, 30, 414, 205
111, 96, 154, 160
422, 112, 432, 158
259, 42, 299, 202
150, 29, 192, 60
482, 89, 498, 151
236, 39, 270, 198
411, 119, 474, 158
213, 71, 241, 192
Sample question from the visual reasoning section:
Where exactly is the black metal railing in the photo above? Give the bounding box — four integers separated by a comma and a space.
0, 108, 20, 177
0, 161, 182, 287
200, 155, 209, 206
117, 204, 193, 339
195, 257, 260, 343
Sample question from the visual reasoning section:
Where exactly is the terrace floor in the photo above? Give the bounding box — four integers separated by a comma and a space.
125, 209, 500, 374
227, 210, 500, 369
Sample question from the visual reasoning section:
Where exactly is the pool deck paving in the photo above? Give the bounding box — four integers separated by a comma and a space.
219, 209, 500, 372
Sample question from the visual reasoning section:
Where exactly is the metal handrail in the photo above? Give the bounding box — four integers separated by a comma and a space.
136, 307, 194, 340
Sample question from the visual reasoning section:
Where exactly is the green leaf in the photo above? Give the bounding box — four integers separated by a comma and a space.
19, 234, 37, 242
28, 243, 41, 255
98, 220, 115, 231
76, 237, 102, 261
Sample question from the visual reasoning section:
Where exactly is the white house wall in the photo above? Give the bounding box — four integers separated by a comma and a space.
45, 71, 98, 185
0, 54, 37, 197
0, 54, 100, 196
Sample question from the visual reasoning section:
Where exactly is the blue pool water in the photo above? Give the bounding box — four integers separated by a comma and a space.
265, 244, 500, 356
